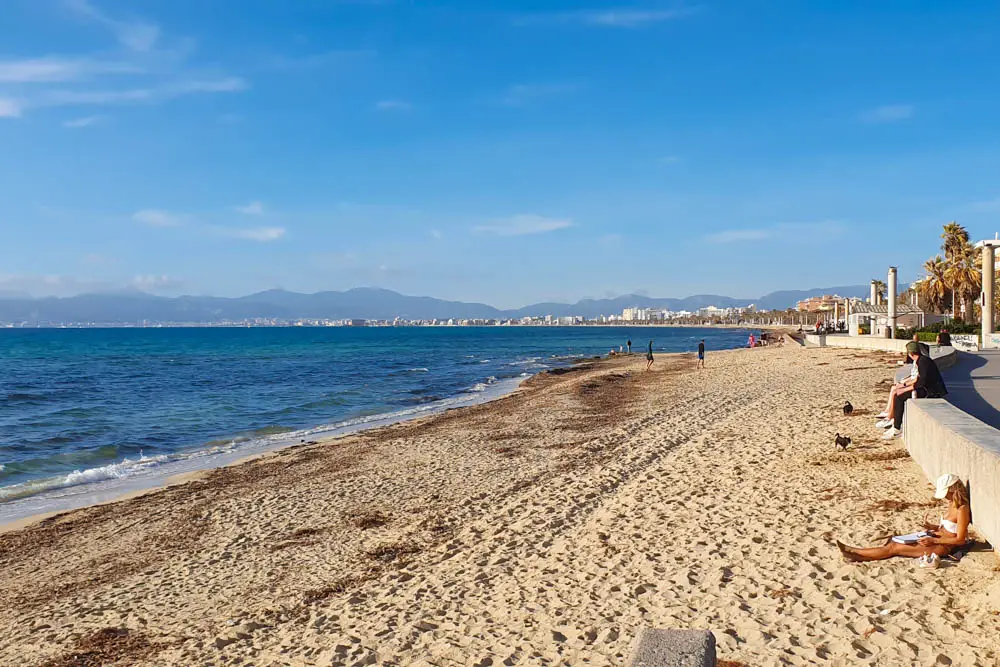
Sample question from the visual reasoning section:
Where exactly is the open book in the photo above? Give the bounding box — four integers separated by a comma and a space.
892, 531, 929, 544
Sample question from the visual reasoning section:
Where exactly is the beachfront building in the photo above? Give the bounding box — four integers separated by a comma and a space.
796, 295, 843, 313
846, 302, 946, 337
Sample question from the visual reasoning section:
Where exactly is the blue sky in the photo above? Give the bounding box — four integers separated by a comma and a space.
3, 1, 1000, 307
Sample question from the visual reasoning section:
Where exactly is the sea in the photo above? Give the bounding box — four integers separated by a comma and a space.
0, 326, 755, 523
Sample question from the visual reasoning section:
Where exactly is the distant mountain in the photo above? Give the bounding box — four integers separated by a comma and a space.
754, 285, 873, 311
0, 285, 870, 324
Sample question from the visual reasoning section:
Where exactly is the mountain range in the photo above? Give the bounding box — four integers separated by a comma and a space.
0, 285, 872, 324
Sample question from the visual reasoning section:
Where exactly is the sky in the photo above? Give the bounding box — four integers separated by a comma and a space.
3, 1, 1000, 308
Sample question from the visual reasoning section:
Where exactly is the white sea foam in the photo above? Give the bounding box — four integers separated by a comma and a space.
0, 451, 170, 502
468, 376, 499, 392
0, 374, 527, 519
406, 368, 429, 372
0, 463, 5, 472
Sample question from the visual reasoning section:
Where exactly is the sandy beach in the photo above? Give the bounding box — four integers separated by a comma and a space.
2, 344, 999, 666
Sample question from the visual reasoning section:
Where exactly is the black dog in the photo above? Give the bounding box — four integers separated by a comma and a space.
835, 433, 852, 450
842, 401, 853, 416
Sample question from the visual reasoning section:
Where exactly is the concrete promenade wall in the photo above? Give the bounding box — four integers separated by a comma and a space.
802, 334, 958, 370
803, 333, 912, 352
905, 400, 1000, 551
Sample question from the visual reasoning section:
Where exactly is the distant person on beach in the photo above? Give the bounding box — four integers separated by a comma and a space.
698, 339, 705, 368
646, 340, 654, 371
838, 474, 970, 562
748, 333, 756, 349
627, 339, 632, 355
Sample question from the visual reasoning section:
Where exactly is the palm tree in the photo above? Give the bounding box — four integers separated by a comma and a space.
941, 222, 971, 317
945, 243, 982, 321
872, 279, 887, 303
920, 256, 949, 312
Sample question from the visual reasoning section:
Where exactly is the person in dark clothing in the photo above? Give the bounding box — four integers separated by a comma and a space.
885, 341, 947, 439
697, 340, 705, 368
626, 338, 632, 355
646, 340, 654, 371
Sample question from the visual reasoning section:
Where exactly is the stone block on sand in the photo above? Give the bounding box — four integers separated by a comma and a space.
628, 628, 717, 667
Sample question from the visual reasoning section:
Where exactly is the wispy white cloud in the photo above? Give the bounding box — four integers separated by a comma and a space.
133, 209, 184, 227
216, 226, 286, 242
37, 77, 247, 108
430, 229, 443, 240
0, 56, 139, 83
234, 201, 265, 215
705, 228, 770, 244
474, 214, 573, 236
970, 198, 1000, 213
0, 98, 21, 118
600, 233, 622, 244
515, 7, 700, 28
66, 0, 161, 52
63, 114, 105, 128
375, 99, 411, 112
657, 155, 680, 164
860, 104, 914, 123
705, 221, 846, 244
501, 82, 581, 106
0, 2, 247, 118
131, 274, 181, 291
581, 8, 699, 27
262, 49, 376, 71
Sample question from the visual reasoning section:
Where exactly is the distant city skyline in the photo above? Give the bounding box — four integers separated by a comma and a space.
4, 1, 1000, 308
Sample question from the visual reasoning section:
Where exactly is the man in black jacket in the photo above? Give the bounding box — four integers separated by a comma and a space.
886, 341, 948, 439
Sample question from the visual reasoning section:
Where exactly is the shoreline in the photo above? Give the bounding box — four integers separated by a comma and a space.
9, 342, 989, 666
0, 371, 532, 531
1, 327, 773, 531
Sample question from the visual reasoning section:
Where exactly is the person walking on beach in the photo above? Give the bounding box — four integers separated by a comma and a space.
698, 339, 705, 368
646, 340, 654, 371
626, 338, 632, 355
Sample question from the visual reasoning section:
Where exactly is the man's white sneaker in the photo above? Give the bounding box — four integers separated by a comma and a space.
875, 419, 893, 429
882, 427, 901, 440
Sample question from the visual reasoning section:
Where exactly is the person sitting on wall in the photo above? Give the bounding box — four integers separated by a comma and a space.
880, 341, 948, 440
875, 340, 923, 430
937, 330, 951, 346
837, 474, 970, 563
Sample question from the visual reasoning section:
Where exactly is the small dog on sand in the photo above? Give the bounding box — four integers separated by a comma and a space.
842, 401, 853, 415
835, 433, 852, 451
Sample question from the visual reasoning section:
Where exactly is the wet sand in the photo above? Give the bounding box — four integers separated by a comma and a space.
1, 345, 999, 666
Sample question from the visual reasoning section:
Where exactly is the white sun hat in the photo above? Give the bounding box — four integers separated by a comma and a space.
934, 473, 960, 499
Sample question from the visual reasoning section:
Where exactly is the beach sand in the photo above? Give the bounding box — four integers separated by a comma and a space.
2, 345, 999, 666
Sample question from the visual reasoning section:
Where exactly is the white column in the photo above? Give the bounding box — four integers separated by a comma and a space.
983, 244, 995, 345
888, 267, 898, 338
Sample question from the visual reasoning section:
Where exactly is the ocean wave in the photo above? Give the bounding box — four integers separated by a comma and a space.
0, 451, 169, 503
468, 376, 499, 393
407, 368, 429, 372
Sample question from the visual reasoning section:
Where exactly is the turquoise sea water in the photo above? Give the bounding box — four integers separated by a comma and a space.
0, 326, 754, 510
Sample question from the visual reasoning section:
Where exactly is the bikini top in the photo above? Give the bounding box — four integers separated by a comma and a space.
940, 517, 959, 534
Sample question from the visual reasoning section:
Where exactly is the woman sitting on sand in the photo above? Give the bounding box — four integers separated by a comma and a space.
837, 474, 970, 562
